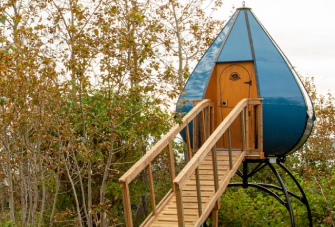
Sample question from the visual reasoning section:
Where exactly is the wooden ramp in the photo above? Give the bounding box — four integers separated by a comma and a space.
149, 151, 245, 227
119, 99, 264, 227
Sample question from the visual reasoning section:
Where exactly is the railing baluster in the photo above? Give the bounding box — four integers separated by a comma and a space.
227, 127, 233, 169
245, 106, 249, 155
211, 144, 220, 227
241, 109, 246, 152
168, 142, 176, 192
186, 124, 192, 161
211, 145, 219, 192
147, 163, 156, 215
210, 103, 220, 226
175, 184, 185, 227
193, 114, 199, 154
195, 167, 202, 216
210, 104, 214, 134
205, 107, 210, 140
197, 110, 207, 217
200, 110, 206, 145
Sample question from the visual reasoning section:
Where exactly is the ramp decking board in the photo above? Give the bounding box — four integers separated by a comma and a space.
146, 151, 244, 227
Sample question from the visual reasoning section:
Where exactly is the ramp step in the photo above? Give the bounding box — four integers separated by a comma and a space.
146, 151, 243, 227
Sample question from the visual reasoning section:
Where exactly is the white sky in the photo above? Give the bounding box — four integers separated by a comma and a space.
215, 0, 335, 96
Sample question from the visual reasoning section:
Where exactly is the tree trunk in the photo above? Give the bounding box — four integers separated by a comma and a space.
49, 174, 60, 227
0, 162, 6, 217
100, 141, 114, 227
5, 143, 15, 223
72, 149, 89, 223
19, 157, 27, 226
88, 161, 93, 227
64, 154, 83, 227
38, 170, 46, 227
27, 159, 33, 225
32, 159, 39, 225
2, 107, 15, 222
171, 1, 184, 91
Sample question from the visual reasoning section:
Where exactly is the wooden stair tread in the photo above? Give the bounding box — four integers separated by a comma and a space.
146, 151, 243, 227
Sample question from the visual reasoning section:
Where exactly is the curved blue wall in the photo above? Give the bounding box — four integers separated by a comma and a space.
177, 8, 314, 157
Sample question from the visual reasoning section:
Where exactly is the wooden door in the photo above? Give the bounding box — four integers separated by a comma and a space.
217, 62, 256, 149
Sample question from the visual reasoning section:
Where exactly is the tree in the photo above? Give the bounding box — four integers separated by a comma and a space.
153, 0, 224, 90
0, 0, 225, 225
0, 1, 60, 225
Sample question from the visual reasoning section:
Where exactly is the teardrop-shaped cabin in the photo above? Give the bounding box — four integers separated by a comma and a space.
177, 6, 314, 157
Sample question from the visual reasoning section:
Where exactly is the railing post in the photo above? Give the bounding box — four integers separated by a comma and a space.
192, 109, 201, 216
257, 101, 264, 158
212, 209, 219, 227
197, 106, 207, 217
175, 184, 185, 227
121, 182, 133, 227
147, 163, 156, 215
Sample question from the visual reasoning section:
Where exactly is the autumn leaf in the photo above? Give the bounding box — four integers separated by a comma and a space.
0, 16, 6, 24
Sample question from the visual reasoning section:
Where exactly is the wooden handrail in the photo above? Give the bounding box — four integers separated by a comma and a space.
119, 98, 263, 227
193, 150, 246, 227
119, 99, 214, 227
119, 99, 212, 184
119, 99, 211, 184
174, 99, 261, 187
173, 98, 263, 227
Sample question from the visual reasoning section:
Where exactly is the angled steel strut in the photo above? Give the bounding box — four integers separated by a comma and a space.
228, 158, 313, 227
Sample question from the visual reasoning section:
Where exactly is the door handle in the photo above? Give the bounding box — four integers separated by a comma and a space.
244, 80, 252, 85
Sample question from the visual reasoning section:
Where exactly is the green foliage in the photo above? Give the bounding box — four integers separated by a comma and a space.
0, 221, 16, 227
219, 77, 335, 226
220, 187, 289, 226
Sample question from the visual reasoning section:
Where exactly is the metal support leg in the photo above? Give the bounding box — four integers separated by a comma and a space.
227, 159, 313, 227
267, 160, 295, 227
243, 161, 248, 188
277, 161, 313, 227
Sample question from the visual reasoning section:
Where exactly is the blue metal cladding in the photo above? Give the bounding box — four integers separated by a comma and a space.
176, 12, 238, 146
217, 10, 253, 62
263, 105, 306, 155
177, 7, 314, 157
177, 11, 238, 112
246, 10, 310, 155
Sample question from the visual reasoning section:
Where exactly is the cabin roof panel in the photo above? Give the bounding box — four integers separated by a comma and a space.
247, 11, 305, 103
180, 12, 238, 102
247, 11, 284, 63
217, 10, 253, 62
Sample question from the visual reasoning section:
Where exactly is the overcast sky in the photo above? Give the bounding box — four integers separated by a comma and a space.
214, 0, 335, 96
